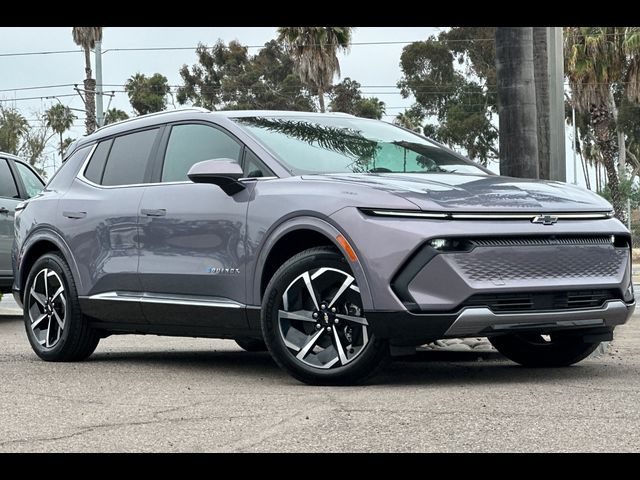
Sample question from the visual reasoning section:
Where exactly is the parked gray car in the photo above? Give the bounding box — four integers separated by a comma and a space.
1, 153, 44, 294
11, 109, 635, 384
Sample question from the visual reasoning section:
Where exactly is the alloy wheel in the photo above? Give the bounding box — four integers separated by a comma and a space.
278, 267, 370, 369
27, 268, 67, 348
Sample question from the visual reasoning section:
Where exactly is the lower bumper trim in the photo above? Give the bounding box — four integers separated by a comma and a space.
444, 300, 633, 337
366, 300, 634, 345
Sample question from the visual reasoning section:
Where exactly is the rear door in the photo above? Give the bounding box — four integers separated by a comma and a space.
62, 128, 163, 324
0, 158, 20, 284
137, 122, 253, 330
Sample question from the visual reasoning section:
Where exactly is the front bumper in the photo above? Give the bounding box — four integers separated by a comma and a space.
367, 300, 635, 345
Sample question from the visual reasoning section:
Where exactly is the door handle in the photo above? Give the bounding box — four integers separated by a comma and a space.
141, 208, 166, 217
63, 211, 87, 219
0, 207, 8, 215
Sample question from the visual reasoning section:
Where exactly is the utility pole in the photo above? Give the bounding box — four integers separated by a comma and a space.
548, 27, 566, 182
95, 40, 103, 128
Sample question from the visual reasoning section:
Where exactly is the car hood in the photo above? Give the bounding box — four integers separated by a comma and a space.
301, 173, 612, 212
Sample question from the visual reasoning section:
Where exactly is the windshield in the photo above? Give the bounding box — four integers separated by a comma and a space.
232, 115, 488, 175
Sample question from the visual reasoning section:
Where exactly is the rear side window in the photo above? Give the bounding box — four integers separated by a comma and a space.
101, 128, 159, 186
161, 124, 241, 182
0, 159, 19, 198
83, 140, 112, 184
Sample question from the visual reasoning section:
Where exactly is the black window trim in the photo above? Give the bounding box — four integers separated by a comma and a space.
76, 126, 165, 189
0, 157, 21, 200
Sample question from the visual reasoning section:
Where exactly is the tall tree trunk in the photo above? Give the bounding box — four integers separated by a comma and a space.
495, 27, 539, 178
82, 46, 96, 135
533, 27, 550, 180
84, 78, 96, 135
318, 87, 325, 113
84, 47, 92, 79
592, 106, 626, 222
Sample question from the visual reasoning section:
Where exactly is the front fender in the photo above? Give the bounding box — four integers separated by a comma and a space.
249, 215, 374, 311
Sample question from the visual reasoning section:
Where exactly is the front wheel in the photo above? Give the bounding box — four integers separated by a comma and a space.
488, 333, 600, 367
262, 247, 388, 385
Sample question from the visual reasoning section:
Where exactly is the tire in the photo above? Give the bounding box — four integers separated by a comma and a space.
488, 333, 600, 367
262, 246, 388, 385
23, 252, 100, 362
235, 337, 267, 352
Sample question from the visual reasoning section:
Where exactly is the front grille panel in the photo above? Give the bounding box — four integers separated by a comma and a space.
462, 289, 620, 313
449, 246, 627, 281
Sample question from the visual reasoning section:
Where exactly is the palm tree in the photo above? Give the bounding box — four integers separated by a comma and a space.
104, 108, 129, 125
565, 27, 640, 222
72, 27, 102, 135
0, 106, 29, 154
495, 27, 539, 179
44, 104, 76, 160
278, 27, 352, 112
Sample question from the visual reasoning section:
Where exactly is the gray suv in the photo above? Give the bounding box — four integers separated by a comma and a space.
1, 153, 44, 293
11, 109, 635, 385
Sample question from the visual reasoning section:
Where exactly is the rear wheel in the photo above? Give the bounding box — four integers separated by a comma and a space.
262, 247, 388, 385
235, 337, 267, 352
23, 253, 100, 361
488, 333, 600, 367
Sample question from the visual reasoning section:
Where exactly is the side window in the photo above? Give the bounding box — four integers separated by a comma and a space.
14, 162, 44, 198
161, 124, 242, 183
102, 129, 159, 186
243, 149, 273, 178
0, 159, 19, 199
83, 140, 112, 184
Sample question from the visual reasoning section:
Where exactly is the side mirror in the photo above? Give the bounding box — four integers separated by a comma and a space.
187, 159, 246, 196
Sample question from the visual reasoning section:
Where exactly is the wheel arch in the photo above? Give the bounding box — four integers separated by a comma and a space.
251, 216, 374, 311
17, 229, 82, 302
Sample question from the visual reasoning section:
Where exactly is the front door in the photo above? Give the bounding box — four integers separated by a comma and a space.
138, 122, 252, 331
0, 159, 19, 285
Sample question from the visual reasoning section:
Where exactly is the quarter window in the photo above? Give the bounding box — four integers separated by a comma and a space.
101, 128, 159, 186
83, 140, 112, 184
161, 124, 242, 182
0, 159, 19, 199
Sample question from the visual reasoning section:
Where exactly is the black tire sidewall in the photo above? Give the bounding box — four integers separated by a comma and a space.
489, 333, 600, 367
261, 247, 387, 385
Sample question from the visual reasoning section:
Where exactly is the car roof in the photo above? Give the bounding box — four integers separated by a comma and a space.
73, 108, 357, 149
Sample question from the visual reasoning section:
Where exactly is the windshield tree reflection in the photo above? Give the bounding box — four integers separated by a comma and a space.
234, 116, 488, 175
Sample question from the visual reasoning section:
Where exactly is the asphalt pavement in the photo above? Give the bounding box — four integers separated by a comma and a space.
1, 304, 639, 452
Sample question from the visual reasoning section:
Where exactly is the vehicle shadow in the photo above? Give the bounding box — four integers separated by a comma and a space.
87, 347, 621, 387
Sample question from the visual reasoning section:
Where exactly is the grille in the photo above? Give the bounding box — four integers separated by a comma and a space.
461, 289, 620, 312
469, 236, 614, 248
449, 246, 627, 281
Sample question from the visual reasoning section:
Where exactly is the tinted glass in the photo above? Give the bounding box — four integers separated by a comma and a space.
14, 161, 44, 198
102, 129, 159, 186
0, 159, 19, 198
162, 124, 241, 182
234, 116, 487, 175
83, 140, 111, 184
243, 149, 271, 178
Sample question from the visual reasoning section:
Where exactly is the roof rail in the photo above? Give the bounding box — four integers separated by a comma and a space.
95, 107, 210, 133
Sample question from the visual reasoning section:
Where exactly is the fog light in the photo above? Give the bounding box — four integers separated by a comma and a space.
429, 238, 448, 250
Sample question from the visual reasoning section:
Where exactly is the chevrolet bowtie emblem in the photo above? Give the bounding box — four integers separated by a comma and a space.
531, 215, 558, 225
